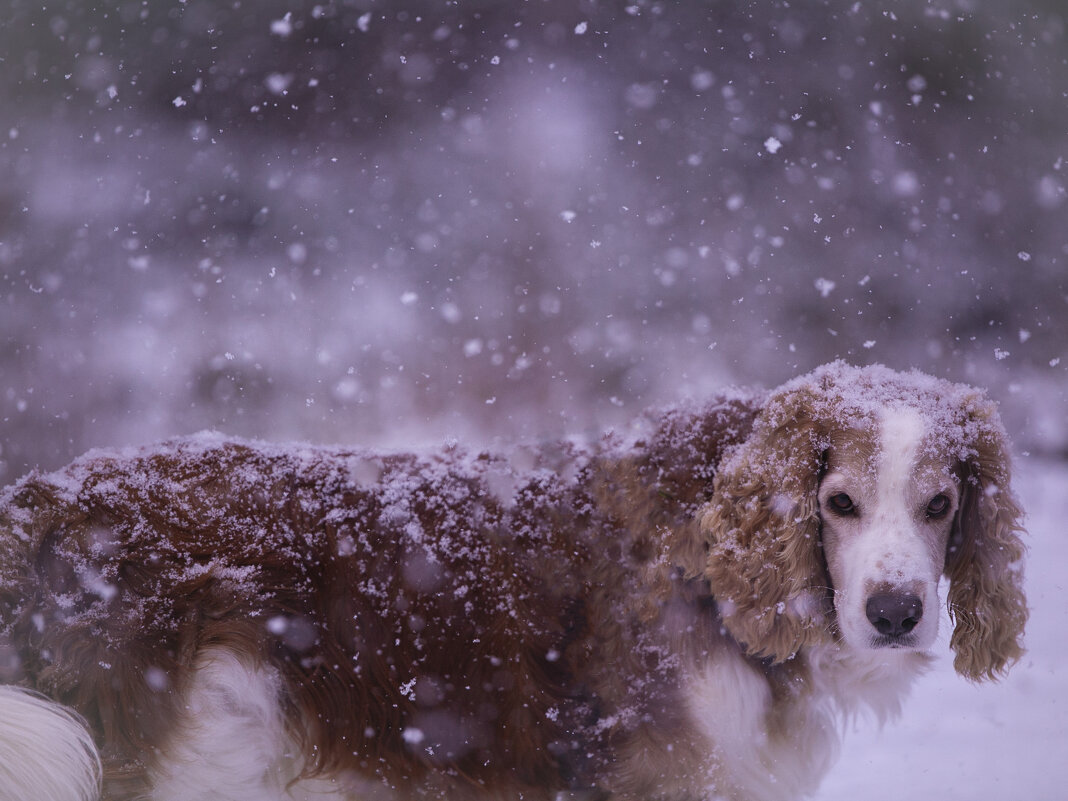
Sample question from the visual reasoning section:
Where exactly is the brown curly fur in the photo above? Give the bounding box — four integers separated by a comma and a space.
944, 397, 1028, 681
700, 385, 834, 662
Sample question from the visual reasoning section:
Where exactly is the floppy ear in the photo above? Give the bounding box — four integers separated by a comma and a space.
700, 390, 833, 662
945, 401, 1028, 682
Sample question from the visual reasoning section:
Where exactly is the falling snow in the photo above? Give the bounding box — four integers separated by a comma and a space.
0, 5, 1066, 792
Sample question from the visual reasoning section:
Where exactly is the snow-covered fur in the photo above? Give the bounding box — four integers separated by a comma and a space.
0, 363, 1027, 801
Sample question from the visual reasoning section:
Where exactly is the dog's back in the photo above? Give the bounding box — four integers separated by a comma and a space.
0, 396, 758, 799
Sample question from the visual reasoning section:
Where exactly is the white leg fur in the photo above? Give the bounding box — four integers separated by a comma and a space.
0, 685, 101, 801
149, 648, 343, 801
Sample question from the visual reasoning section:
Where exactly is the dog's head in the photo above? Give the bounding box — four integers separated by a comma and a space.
700, 362, 1027, 681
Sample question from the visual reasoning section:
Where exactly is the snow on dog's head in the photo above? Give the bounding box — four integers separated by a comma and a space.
702, 362, 1027, 680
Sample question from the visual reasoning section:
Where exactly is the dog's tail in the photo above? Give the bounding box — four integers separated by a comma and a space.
0, 685, 101, 801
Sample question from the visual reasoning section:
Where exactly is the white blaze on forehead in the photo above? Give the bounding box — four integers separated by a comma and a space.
867, 405, 929, 590
868, 406, 939, 594
877, 406, 924, 493
829, 404, 944, 652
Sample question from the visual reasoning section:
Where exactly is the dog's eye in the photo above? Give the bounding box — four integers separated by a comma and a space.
827, 493, 855, 515
926, 494, 951, 518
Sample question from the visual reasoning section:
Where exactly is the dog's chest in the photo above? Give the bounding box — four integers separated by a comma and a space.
679, 651, 836, 801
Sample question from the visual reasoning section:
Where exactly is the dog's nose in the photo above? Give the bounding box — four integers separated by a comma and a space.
865, 591, 923, 638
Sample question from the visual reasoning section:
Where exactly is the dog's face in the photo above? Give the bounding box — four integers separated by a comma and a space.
818, 407, 960, 653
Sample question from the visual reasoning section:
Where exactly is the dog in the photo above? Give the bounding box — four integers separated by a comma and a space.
0, 362, 1027, 801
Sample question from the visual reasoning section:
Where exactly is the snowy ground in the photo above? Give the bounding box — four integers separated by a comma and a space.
815, 456, 1068, 801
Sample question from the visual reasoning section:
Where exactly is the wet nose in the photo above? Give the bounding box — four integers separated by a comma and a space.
865, 591, 923, 638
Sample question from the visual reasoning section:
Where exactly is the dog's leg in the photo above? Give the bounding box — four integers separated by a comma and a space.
147, 648, 312, 801
0, 685, 101, 801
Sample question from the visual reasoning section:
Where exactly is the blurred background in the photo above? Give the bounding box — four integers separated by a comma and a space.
1, 0, 1065, 484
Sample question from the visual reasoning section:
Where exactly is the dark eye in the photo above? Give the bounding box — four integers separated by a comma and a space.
828, 493, 856, 515
926, 494, 951, 518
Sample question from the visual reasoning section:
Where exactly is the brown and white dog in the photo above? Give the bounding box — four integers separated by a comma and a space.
0, 363, 1027, 801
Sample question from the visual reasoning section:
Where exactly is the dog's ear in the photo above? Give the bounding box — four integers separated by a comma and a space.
700, 388, 833, 662
945, 398, 1027, 682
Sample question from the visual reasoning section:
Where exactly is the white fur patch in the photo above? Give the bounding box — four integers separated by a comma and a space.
0, 685, 101, 801
834, 406, 942, 650
149, 649, 348, 801
876, 407, 925, 515
685, 650, 835, 801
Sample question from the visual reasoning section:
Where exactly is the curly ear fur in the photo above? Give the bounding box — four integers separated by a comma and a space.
945, 400, 1028, 682
700, 389, 833, 662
